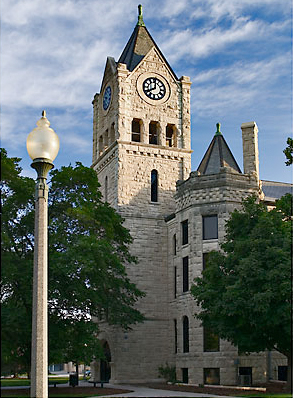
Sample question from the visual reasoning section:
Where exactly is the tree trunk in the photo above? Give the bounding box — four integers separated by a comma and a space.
75, 361, 79, 386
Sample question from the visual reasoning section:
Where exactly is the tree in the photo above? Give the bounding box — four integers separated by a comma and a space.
283, 137, 293, 165
191, 195, 292, 388
1, 149, 145, 376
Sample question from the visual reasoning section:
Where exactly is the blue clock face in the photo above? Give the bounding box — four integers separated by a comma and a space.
103, 86, 111, 110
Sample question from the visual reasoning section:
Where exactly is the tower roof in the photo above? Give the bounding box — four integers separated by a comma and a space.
197, 123, 242, 175
118, 5, 178, 80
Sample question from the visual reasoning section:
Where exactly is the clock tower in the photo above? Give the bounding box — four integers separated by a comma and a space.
91, 5, 192, 383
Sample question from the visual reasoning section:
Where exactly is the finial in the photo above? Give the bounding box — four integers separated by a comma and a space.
42, 110, 46, 118
137, 4, 145, 26
215, 122, 222, 136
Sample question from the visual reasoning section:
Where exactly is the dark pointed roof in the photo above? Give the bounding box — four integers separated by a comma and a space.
118, 5, 178, 80
197, 123, 242, 175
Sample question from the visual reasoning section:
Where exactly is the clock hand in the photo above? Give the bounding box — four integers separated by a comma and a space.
152, 83, 160, 95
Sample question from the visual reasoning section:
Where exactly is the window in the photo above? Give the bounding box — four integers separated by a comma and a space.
183, 256, 189, 292
173, 234, 177, 255
182, 368, 188, 383
149, 121, 158, 144
110, 123, 115, 143
174, 319, 177, 353
239, 367, 252, 386
174, 266, 177, 298
166, 124, 175, 147
131, 119, 141, 142
203, 253, 211, 270
105, 176, 108, 202
151, 170, 158, 202
203, 328, 219, 352
104, 129, 109, 149
203, 215, 218, 240
278, 366, 287, 381
99, 135, 104, 154
181, 220, 188, 245
204, 368, 220, 385
183, 316, 189, 353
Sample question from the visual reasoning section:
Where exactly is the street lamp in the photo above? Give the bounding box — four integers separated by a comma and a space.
27, 111, 59, 398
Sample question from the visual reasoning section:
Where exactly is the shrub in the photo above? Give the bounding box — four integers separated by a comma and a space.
158, 363, 177, 384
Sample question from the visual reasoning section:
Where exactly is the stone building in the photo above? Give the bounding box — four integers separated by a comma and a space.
91, 6, 291, 386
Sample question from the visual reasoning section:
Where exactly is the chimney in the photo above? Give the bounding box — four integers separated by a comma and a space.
241, 121, 259, 182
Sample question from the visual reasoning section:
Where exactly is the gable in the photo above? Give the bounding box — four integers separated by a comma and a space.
130, 46, 179, 85
100, 56, 117, 93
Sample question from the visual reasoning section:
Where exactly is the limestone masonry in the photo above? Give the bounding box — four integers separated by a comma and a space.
90, 7, 291, 386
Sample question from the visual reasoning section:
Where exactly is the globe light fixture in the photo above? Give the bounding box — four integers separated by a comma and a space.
27, 111, 59, 398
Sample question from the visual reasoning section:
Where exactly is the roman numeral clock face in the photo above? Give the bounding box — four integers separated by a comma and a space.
143, 77, 166, 100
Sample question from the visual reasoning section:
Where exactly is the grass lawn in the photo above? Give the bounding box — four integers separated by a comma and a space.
1, 377, 69, 387
238, 395, 292, 398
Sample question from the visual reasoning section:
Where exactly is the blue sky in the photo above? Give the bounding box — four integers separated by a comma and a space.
1, 0, 292, 183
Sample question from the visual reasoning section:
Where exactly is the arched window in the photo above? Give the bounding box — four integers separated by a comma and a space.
149, 121, 158, 144
183, 316, 189, 353
166, 124, 176, 147
105, 176, 108, 202
132, 119, 141, 142
151, 169, 158, 202
104, 130, 109, 150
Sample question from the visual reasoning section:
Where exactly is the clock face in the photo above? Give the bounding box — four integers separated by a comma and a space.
142, 77, 166, 100
103, 86, 112, 110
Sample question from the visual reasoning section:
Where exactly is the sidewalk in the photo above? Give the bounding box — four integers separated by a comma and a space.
97, 383, 236, 397
1, 380, 236, 397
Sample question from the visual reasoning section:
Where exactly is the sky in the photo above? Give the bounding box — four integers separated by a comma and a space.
1, 0, 292, 183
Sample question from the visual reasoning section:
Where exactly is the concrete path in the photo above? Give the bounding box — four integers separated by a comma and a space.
1, 380, 236, 397
97, 383, 236, 397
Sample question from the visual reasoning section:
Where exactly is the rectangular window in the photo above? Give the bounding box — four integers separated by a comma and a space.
203, 215, 218, 240
204, 368, 220, 385
183, 256, 189, 292
278, 366, 287, 381
131, 119, 141, 142
181, 220, 188, 245
174, 266, 177, 298
239, 367, 252, 386
203, 328, 219, 352
173, 234, 177, 255
151, 170, 158, 202
166, 124, 175, 147
174, 319, 177, 354
182, 368, 188, 383
203, 252, 211, 270
149, 121, 158, 144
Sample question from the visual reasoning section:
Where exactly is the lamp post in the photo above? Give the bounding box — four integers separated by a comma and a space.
27, 111, 59, 398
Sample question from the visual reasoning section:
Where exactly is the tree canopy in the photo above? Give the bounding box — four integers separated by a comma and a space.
283, 137, 293, 166
191, 194, 292, 364
1, 148, 144, 375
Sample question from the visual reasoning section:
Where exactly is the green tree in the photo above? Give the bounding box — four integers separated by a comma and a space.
1, 149, 144, 376
283, 137, 293, 165
191, 195, 292, 387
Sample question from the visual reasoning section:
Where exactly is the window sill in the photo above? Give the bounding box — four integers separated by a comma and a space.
149, 201, 160, 205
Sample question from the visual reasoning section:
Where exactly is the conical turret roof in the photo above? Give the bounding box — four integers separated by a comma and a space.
197, 123, 242, 175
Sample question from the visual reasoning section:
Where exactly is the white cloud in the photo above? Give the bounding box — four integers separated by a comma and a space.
190, 53, 290, 117
1, 0, 291, 183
